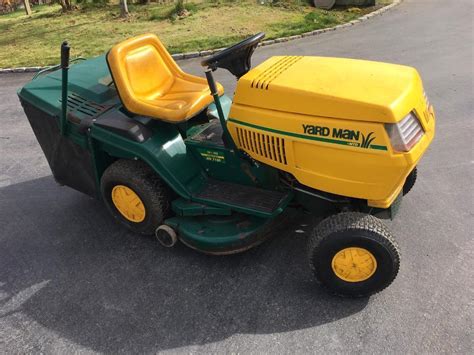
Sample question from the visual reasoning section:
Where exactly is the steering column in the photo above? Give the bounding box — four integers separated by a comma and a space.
201, 32, 265, 149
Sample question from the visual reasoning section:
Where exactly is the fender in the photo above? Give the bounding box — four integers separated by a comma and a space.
90, 119, 205, 199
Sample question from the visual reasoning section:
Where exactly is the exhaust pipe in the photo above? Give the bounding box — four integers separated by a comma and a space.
155, 225, 178, 248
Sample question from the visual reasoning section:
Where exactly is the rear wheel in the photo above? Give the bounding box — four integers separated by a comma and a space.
308, 212, 400, 297
101, 159, 170, 235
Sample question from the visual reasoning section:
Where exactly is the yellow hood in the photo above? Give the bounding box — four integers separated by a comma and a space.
233, 56, 423, 123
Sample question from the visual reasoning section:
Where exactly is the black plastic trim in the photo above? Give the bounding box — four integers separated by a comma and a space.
94, 109, 153, 143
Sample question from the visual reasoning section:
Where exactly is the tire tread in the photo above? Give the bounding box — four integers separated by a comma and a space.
308, 212, 400, 297
403, 167, 417, 195
101, 159, 170, 235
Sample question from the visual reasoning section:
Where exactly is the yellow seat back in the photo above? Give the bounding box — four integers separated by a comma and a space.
124, 44, 174, 98
107, 33, 222, 123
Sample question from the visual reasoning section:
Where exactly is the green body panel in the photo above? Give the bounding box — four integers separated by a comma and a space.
187, 96, 281, 187
18, 56, 288, 218
206, 95, 232, 122
91, 122, 206, 199
185, 138, 279, 187
18, 55, 120, 153
19, 55, 118, 116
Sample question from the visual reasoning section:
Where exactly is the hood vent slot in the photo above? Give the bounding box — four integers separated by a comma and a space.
251, 56, 302, 90
236, 126, 287, 165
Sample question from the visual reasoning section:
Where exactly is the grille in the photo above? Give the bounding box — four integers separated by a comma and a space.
236, 126, 287, 165
423, 109, 431, 123
62, 93, 108, 118
422, 91, 432, 122
423, 90, 430, 108
251, 56, 302, 90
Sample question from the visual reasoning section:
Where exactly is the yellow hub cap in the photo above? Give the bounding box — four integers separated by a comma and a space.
111, 185, 146, 223
331, 247, 377, 282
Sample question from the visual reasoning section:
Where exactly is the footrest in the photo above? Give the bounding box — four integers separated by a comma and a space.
194, 179, 288, 215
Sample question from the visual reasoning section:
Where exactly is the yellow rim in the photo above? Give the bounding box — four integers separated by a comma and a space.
331, 247, 377, 282
111, 185, 146, 223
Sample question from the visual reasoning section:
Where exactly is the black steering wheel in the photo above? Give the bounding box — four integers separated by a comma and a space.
201, 32, 265, 78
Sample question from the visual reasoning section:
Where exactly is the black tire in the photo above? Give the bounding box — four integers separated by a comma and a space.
308, 212, 400, 298
403, 167, 417, 195
101, 159, 170, 235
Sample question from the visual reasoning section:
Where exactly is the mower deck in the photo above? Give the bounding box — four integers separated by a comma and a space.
165, 209, 294, 255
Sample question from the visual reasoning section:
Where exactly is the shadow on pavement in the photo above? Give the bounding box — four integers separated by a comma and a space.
0, 176, 368, 352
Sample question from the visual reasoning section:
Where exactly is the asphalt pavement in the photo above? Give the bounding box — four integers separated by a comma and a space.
0, 0, 473, 353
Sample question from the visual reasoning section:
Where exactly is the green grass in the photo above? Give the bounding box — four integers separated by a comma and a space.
0, 0, 392, 68
148, 1, 199, 21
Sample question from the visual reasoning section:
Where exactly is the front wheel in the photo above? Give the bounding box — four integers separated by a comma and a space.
308, 212, 400, 297
403, 167, 417, 195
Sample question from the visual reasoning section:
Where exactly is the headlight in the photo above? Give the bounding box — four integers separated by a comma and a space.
385, 112, 424, 152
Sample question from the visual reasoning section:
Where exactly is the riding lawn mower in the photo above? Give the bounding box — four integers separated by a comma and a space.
18, 33, 435, 297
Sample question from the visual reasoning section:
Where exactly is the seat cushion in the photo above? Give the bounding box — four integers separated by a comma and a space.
142, 79, 222, 122
107, 33, 224, 123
